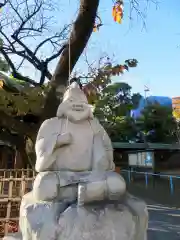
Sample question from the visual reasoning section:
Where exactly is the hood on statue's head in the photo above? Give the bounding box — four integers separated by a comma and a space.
56, 82, 94, 122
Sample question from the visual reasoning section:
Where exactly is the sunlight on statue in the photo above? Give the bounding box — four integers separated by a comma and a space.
35, 81, 114, 173
4, 82, 148, 240
33, 82, 120, 202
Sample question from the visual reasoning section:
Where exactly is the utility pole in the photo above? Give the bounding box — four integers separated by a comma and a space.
144, 85, 150, 104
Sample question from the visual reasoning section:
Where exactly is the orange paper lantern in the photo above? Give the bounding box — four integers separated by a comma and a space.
112, 0, 124, 24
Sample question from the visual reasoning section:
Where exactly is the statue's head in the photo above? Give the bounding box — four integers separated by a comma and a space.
57, 82, 94, 122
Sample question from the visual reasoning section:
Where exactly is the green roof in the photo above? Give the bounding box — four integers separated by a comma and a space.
112, 142, 180, 150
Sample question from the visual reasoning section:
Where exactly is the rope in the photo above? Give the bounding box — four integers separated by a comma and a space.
68, 30, 71, 87
68, 0, 72, 87
65, 7, 73, 131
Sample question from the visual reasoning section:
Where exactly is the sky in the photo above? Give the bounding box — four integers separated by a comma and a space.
84, 0, 180, 98
14, 0, 180, 98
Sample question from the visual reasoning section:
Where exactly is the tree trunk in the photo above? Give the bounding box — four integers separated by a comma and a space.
0, 130, 35, 168
16, 139, 31, 169
42, 0, 100, 121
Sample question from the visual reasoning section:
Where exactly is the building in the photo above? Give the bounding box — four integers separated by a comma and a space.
113, 142, 180, 172
131, 96, 172, 119
172, 97, 180, 120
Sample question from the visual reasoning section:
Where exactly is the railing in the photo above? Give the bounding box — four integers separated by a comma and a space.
0, 169, 35, 238
0, 168, 179, 238
0, 169, 36, 178
121, 169, 180, 195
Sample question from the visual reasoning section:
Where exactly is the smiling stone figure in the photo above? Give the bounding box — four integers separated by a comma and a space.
3, 82, 148, 240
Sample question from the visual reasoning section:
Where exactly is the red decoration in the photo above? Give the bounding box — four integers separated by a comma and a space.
8, 221, 18, 233
112, 0, 124, 24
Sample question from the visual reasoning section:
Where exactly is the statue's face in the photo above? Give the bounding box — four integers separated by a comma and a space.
65, 97, 91, 121
57, 97, 93, 122
69, 98, 85, 112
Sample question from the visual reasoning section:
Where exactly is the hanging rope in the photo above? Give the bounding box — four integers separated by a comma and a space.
64, 1, 73, 131
68, 0, 72, 87
68, 30, 71, 87
64, 24, 72, 131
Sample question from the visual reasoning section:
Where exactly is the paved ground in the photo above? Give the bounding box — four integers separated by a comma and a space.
126, 178, 180, 239
147, 203, 180, 239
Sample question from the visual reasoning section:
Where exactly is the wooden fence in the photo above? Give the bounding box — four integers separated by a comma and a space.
0, 169, 36, 238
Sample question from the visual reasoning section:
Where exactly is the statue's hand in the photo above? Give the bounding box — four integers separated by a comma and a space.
56, 133, 73, 147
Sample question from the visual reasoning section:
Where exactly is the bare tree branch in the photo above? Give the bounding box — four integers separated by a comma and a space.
45, 44, 67, 63
17, 57, 25, 70
0, 0, 8, 8
0, 48, 39, 86
34, 24, 71, 55
0, 0, 69, 85
11, 1, 43, 38
129, 0, 158, 30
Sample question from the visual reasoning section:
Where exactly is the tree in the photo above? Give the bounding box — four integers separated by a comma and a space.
94, 81, 139, 142
43, 0, 155, 119
0, 57, 138, 166
0, 0, 156, 116
0, 57, 9, 72
137, 104, 177, 143
131, 93, 142, 109
0, 0, 156, 167
0, 0, 69, 86
94, 82, 133, 120
0, 38, 9, 72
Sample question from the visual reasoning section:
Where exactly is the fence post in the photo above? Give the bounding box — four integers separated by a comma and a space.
128, 170, 131, 183
0, 176, 2, 195
145, 172, 148, 188
169, 176, 174, 195
4, 176, 13, 235
21, 175, 26, 196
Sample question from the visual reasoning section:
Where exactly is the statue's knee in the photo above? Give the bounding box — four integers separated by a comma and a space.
78, 180, 106, 205
33, 172, 78, 202
106, 172, 126, 200
33, 172, 59, 201
78, 172, 126, 205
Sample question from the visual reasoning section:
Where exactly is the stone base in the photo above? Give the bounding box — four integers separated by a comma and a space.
58, 202, 135, 240
3, 232, 22, 240
57, 196, 148, 240
19, 191, 68, 240
4, 193, 148, 240
124, 193, 148, 240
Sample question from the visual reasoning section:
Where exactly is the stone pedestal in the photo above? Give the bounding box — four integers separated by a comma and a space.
18, 192, 68, 240
3, 232, 22, 240
3, 193, 148, 240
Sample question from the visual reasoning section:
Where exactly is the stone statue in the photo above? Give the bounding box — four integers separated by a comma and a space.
3, 82, 148, 240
